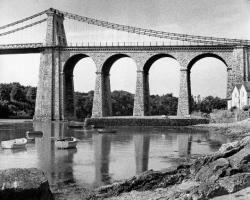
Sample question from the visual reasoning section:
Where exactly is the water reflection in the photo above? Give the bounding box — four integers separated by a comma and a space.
177, 134, 192, 157
34, 122, 77, 185
134, 135, 150, 174
93, 134, 111, 187
0, 122, 231, 189
35, 122, 55, 184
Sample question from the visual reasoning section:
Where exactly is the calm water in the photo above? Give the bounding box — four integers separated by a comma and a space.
0, 122, 230, 190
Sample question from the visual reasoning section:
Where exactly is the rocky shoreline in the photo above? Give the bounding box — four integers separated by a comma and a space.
89, 136, 250, 200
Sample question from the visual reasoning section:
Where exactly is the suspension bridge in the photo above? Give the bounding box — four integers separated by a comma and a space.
0, 8, 249, 121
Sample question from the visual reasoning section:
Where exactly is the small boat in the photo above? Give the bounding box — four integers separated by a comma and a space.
68, 125, 84, 129
55, 137, 78, 149
97, 129, 117, 134
1, 138, 27, 149
26, 131, 43, 138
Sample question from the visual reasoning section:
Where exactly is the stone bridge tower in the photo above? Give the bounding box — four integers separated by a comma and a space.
34, 8, 68, 121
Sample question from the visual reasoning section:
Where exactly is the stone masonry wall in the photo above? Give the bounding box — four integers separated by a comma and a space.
63, 47, 246, 118
34, 9, 68, 121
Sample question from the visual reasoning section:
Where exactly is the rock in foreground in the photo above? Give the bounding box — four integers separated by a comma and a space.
95, 136, 250, 200
0, 168, 54, 200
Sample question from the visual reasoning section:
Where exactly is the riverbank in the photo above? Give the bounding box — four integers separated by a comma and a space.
194, 118, 250, 140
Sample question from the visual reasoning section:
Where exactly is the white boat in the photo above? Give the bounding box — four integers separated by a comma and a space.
55, 137, 78, 149
1, 138, 27, 149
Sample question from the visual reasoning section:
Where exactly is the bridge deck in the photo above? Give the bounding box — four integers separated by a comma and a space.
0, 43, 240, 54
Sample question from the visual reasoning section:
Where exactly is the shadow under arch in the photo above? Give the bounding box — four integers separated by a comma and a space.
63, 54, 96, 120
141, 53, 178, 115
187, 53, 228, 113
100, 53, 134, 116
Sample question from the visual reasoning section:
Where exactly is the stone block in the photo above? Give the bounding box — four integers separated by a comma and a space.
0, 168, 54, 200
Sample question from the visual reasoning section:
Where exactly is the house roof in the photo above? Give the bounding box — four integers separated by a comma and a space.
242, 82, 250, 92
230, 84, 241, 96
228, 82, 250, 98
240, 82, 250, 97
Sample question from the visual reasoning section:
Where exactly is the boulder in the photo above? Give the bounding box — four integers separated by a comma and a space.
195, 158, 229, 183
228, 147, 250, 168
0, 168, 54, 200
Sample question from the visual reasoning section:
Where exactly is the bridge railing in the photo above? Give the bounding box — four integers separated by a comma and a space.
66, 41, 238, 47
0, 41, 245, 50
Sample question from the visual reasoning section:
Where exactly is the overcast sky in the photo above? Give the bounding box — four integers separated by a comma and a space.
0, 0, 250, 98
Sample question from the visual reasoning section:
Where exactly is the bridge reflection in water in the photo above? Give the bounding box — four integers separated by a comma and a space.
0, 122, 230, 189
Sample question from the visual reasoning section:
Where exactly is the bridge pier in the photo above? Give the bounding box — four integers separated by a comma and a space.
177, 68, 191, 116
133, 70, 150, 116
34, 8, 68, 121
92, 72, 112, 117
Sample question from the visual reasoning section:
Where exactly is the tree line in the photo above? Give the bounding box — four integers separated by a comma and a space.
0, 83, 227, 119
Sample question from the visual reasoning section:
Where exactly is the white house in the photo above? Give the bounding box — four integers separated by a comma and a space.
239, 82, 250, 109
227, 84, 241, 109
227, 82, 250, 109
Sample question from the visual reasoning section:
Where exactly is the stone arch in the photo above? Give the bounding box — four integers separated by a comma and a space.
187, 53, 228, 70
187, 53, 229, 112
100, 53, 136, 116
143, 53, 177, 74
63, 54, 96, 120
101, 54, 130, 75
142, 54, 179, 116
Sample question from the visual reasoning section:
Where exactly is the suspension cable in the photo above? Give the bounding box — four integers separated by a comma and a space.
0, 19, 47, 37
0, 10, 47, 30
0, 8, 249, 45
57, 8, 250, 45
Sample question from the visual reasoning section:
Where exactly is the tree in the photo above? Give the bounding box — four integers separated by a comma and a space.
10, 83, 26, 102
150, 93, 178, 115
0, 84, 12, 101
0, 100, 12, 118
26, 87, 37, 103
111, 90, 134, 116
75, 91, 94, 119
192, 95, 227, 114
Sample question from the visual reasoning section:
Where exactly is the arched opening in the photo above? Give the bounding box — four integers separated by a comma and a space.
63, 54, 96, 120
0, 54, 39, 119
143, 54, 180, 116
102, 54, 136, 116
188, 53, 228, 114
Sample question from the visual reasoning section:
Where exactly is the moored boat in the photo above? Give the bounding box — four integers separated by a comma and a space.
97, 129, 117, 134
55, 137, 78, 149
26, 131, 43, 138
1, 138, 27, 149
68, 125, 84, 129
